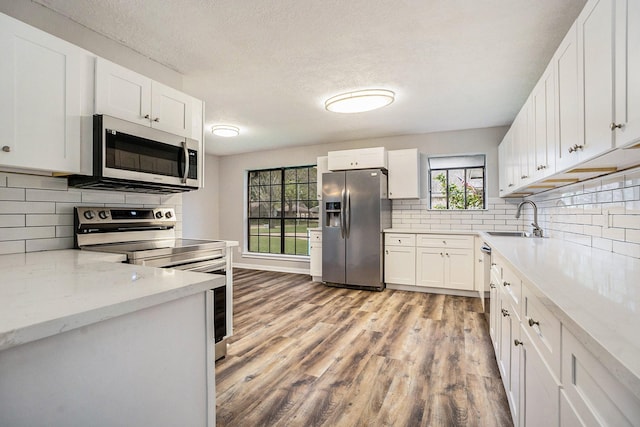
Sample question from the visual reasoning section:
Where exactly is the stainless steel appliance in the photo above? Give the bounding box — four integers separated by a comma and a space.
69, 115, 201, 193
480, 242, 492, 321
74, 206, 230, 360
322, 169, 391, 291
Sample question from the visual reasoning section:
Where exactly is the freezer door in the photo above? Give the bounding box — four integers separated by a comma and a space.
345, 169, 384, 288
322, 172, 346, 284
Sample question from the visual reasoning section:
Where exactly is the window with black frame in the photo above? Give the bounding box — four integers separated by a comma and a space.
428, 155, 486, 210
247, 166, 319, 255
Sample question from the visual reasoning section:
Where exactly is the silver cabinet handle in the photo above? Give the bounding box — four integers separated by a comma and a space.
490, 283, 496, 289
521, 175, 528, 179
503, 281, 510, 287
514, 339, 523, 346
568, 144, 583, 153
610, 122, 624, 130
440, 252, 444, 257
2, 146, 10, 152
385, 250, 389, 255
501, 308, 510, 317
445, 253, 450, 257
153, 117, 160, 122
143, 114, 150, 119
508, 183, 514, 187
181, 140, 189, 184
528, 318, 540, 327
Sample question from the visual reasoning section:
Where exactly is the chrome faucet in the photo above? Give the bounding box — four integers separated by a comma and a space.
516, 200, 543, 237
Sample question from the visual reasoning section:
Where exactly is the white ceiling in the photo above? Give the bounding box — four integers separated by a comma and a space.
33, 0, 586, 156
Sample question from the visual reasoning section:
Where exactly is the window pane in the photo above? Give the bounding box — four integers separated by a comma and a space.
447, 169, 466, 209
309, 167, 317, 183
248, 186, 259, 203
259, 202, 270, 217
259, 170, 270, 185
297, 168, 308, 183
308, 219, 319, 229
466, 168, 484, 209
249, 171, 259, 186
284, 169, 296, 183
269, 237, 281, 254
257, 236, 269, 253
249, 235, 258, 252
430, 171, 447, 209
308, 199, 319, 218
269, 219, 281, 237
271, 170, 281, 185
271, 185, 281, 201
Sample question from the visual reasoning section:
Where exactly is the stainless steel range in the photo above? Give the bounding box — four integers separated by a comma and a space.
74, 206, 231, 360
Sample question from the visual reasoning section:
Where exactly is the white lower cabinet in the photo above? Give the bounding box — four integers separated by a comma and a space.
309, 230, 322, 281
561, 327, 640, 426
519, 325, 560, 427
490, 250, 639, 427
384, 233, 475, 291
416, 235, 474, 290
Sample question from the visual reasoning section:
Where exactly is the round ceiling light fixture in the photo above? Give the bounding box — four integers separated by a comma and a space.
211, 125, 240, 137
325, 89, 395, 113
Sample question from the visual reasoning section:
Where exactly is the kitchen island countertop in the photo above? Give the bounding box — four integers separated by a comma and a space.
0, 249, 224, 352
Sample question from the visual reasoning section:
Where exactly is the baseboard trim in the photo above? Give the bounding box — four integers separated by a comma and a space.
386, 283, 479, 297
233, 262, 310, 275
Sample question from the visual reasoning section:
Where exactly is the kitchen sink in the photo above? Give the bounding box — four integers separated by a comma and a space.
486, 231, 532, 237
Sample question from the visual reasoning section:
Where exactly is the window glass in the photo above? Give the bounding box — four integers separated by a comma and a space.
247, 165, 318, 255
428, 155, 486, 210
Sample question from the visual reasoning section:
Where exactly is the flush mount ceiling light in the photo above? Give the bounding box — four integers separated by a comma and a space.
211, 125, 239, 137
325, 89, 395, 113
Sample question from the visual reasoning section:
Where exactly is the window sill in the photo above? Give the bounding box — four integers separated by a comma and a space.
242, 252, 310, 263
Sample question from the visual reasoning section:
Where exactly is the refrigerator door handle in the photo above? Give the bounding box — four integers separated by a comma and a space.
340, 188, 346, 239
345, 189, 351, 238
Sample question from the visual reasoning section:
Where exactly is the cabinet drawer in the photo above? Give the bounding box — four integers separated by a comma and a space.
562, 328, 640, 426
416, 234, 473, 248
500, 263, 522, 319
385, 233, 416, 247
523, 284, 561, 380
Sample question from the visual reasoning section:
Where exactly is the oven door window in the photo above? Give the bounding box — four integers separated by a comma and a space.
105, 130, 188, 178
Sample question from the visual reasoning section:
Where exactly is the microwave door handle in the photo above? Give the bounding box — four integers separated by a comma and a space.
181, 140, 189, 184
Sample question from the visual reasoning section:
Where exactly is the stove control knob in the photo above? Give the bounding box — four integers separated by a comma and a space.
155, 211, 163, 219
98, 210, 109, 219
165, 211, 173, 219
83, 210, 95, 220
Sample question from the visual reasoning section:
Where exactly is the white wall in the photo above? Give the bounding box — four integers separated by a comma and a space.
182, 155, 220, 239
214, 126, 508, 272
0, 0, 182, 89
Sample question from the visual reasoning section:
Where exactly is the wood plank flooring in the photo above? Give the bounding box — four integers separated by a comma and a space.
215, 269, 513, 427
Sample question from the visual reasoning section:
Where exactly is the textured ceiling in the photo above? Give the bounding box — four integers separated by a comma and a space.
32, 0, 586, 156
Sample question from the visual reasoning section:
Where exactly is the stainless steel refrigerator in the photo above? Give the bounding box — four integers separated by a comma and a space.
322, 169, 391, 291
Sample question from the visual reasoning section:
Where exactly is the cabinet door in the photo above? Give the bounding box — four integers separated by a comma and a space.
489, 280, 499, 350
309, 243, 322, 278
384, 246, 416, 285
150, 81, 193, 137
444, 248, 474, 290
498, 130, 512, 196
499, 300, 520, 425
579, 0, 615, 161
355, 147, 387, 169
520, 325, 560, 427
95, 57, 152, 126
555, 22, 582, 172
532, 63, 557, 179
316, 156, 329, 200
416, 248, 444, 287
388, 149, 420, 199
0, 14, 88, 174
327, 150, 354, 171
614, 0, 640, 148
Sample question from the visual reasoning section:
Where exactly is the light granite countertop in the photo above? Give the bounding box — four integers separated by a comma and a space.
0, 249, 224, 352
479, 232, 640, 400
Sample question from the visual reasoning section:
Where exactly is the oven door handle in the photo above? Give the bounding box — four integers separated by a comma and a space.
181, 140, 190, 184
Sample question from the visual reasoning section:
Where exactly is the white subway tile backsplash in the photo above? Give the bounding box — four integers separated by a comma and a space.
612, 240, 640, 258
0, 240, 25, 255
0, 188, 25, 201
0, 215, 26, 227
26, 237, 74, 253
7, 174, 67, 190
26, 189, 82, 203
0, 201, 56, 214
0, 227, 55, 240
0, 172, 184, 255
26, 214, 73, 227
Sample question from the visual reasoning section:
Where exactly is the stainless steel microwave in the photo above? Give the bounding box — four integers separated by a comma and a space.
70, 115, 201, 193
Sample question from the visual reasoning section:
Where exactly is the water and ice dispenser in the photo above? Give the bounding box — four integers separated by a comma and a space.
325, 202, 341, 227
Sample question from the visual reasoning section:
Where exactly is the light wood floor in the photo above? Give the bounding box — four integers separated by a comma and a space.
215, 269, 513, 427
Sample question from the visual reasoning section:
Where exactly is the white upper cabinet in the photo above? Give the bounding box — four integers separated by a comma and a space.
327, 147, 387, 171
531, 62, 557, 180
316, 156, 329, 200
554, 21, 582, 173
578, 0, 615, 161
95, 58, 195, 138
388, 149, 421, 199
614, 0, 640, 148
0, 13, 93, 174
